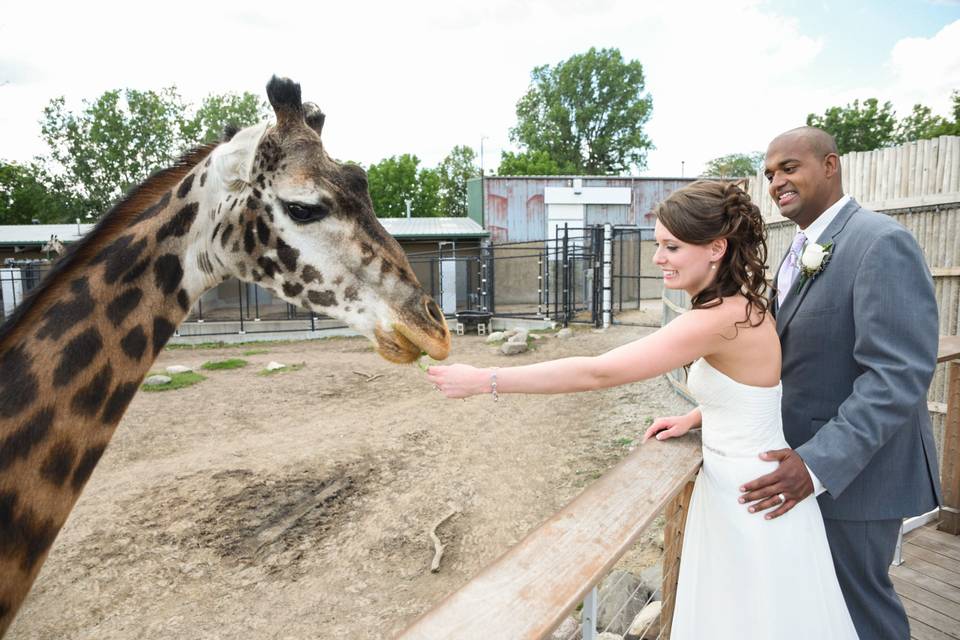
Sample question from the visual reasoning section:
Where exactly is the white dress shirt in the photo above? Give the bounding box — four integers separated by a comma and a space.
789, 194, 851, 498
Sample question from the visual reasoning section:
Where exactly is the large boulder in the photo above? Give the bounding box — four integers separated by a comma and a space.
144, 375, 172, 386
549, 616, 579, 640
597, 570, 650, 635
507, 328, 529, 344
485, 331, 505, 343
166, 365, 192, 374
500, 341, 529, 356
625, 601, 661, 640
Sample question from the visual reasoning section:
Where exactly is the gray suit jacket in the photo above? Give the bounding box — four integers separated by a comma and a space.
773, 198, 942, 521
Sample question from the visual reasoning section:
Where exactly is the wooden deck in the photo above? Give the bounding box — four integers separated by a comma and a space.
895, 525, 960, 639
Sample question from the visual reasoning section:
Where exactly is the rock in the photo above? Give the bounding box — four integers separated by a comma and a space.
597, 570, 649, 635
549, 616, 579, 640
597, 633, 623, 640
485, 332, 505, 343
557, 328, 574, 339
500, 341, 529, 355
144, 375, 172, 386
639, 565, 662, 601
266, 361, 286, 371
625, 601, 661, 640
507, 328, 529, 344
501, 328, 519, 339
530, 333, 544, 340
165, 365, 192, 374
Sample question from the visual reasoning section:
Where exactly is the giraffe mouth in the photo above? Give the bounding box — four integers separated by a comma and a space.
373, 322, 450, 364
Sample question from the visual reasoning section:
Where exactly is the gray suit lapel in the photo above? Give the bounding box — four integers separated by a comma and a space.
776, 198, 861, 336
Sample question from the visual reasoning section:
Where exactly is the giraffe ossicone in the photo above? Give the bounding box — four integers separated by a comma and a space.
0, 75, 449, 635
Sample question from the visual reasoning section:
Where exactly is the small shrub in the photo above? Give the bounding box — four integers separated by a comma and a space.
201, 358, 248, 371
141, 371, 207, 392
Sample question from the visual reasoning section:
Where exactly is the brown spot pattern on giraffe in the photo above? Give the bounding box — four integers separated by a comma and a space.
0, 490, 58, 572
70, 444, 107, 492
153, 255, 184, 295
0, 407, 55, 472
152, 318, 176, 356
35, 277, 94, 341
301, 265, 322, 284
92, 235, 148, 285
276, 238, 299, 272
0, 344, 39, 418
70, 364, 114, 417
308, 290, 337, 307
282, 282, 303, 297
101, 383, 139, 425
53, 328, 103, 388
106, 288, 143, 327
120, 326, 148, 361
40, 441, 77, 487
176, 173, 195, 199
157, 203, 199, 243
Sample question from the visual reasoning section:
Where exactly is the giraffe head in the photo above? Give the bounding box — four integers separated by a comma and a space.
195, 77, 449, 363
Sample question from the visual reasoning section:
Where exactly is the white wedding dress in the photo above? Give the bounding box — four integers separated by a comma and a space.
670, 358, 858, 639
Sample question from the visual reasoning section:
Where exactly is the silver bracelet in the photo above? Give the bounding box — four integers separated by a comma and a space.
490, 368, 499, 402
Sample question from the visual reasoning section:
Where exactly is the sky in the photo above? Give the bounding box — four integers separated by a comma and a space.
1, 0, 959, 178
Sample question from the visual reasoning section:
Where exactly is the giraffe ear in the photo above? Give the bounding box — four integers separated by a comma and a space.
215, 121, 269, 190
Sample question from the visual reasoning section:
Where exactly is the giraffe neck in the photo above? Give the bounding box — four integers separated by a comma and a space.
0, 148, 219, 635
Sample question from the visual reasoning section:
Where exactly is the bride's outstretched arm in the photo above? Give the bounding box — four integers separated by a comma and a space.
426, 309, 723, 399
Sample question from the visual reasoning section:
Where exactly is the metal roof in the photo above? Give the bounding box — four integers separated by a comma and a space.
0, 224, 96, 246
0, 218, 487, 247
378, 217, 488, 239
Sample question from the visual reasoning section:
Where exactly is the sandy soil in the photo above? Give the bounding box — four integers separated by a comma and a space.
9, 315, 691, 639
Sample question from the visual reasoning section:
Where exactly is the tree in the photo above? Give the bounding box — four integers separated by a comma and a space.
701, 152, 764, 178
496, 150, 576, 176
0, 160, 86, 225
510, 47, 653, 175
366, 154, 441, 218
181, 92, 270, 146
895, 104, 950, 144
805, 98, 898, 154
436, 145, 478, 217
39, 87, 269, 218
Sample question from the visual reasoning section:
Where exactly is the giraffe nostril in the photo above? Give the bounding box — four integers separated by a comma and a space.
424, 298, 444, 326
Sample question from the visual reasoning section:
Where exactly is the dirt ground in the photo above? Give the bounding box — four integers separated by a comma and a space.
9, 313, 692, 640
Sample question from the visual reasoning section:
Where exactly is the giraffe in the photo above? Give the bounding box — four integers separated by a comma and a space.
40, 235, 65, 258
0, 76, 450, 635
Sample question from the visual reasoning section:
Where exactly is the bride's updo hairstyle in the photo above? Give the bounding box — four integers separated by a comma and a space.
654, 180, 769, 326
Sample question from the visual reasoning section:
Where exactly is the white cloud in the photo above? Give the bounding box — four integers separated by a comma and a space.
887, 19, 960, 113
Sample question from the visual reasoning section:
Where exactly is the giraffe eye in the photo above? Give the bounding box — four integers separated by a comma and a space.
283, 201, 330, 223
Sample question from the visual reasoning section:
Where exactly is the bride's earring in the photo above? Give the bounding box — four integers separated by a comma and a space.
710, 263, 717, 270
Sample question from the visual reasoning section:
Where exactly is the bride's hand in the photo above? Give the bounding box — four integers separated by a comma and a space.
426, 364, 489, 399
644, 414, 694, 442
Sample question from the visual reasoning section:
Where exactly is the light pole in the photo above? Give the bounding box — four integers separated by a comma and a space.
480, 135, 489, 176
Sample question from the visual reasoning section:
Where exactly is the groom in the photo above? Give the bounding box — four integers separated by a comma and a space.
740, 126, 941, 639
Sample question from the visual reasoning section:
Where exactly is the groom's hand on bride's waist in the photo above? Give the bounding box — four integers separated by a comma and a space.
737, 449, 814, 521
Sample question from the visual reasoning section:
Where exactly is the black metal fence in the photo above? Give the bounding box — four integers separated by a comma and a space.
0, 226, 662, 336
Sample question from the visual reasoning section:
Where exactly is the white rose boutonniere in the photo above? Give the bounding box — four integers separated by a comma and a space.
795, 241, 834, 293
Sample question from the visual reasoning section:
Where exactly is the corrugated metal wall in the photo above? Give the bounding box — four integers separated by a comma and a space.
476, 177, 695, 243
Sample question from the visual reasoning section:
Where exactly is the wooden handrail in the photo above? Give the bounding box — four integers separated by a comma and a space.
938, 335, 960, 534
397, 434, 703, 640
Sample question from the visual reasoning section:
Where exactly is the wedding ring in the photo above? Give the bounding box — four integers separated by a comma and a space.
778, 492, 786, 504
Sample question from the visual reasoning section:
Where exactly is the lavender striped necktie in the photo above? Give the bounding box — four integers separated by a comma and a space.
777, 232, 807, 307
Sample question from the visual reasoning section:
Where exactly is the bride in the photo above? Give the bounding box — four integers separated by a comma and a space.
425, 181, 857, 638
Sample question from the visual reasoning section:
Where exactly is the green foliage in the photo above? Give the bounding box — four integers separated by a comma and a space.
807, 92, 960, 154
436, 145, 478, 216
510, 47, 654, 174
36, 86, 267, 219
141, 371, 206, 392
701, 152, 764, 178
806, 98, 900, 154
242, 348, 270, 356
181, 92, 269, 146
366, 154, 441, 217
496, 150, 577, 176
0, 160, 86, 224
200, 358, 249, 370
41, 87, 189, 216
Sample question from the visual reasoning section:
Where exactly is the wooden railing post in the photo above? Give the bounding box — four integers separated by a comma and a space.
660, 479, 696, 640
939, 360, 960, 534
